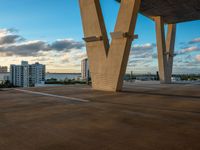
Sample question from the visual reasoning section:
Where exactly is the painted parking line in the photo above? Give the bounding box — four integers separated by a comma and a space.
14, 89, 89, 103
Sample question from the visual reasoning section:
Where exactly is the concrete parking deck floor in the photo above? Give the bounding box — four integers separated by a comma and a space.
0, 83, 200, 150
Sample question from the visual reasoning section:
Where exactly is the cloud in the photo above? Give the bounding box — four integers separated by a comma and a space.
189, 37, 200, 44
127, 43, 157, 73
0, 28, 24, 45
60, 54, 70, 63
0, 29, 85, 57
132, 43, 156, 52
0, 40, 49, 56
175, 46, 200, 55
0, 35, 24, 45
0, 28, 87, 72
130, 43, 156, 57
195, 55, 200, 62
51, 39, 84, 51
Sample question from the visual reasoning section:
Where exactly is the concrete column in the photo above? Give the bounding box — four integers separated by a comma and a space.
79, 0, 109, 90
155, 17, 176, 84
166, 24, 176, 83
79, 0, 141, 91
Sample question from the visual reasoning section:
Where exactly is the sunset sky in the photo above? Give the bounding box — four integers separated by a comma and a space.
0, 0, 200, 74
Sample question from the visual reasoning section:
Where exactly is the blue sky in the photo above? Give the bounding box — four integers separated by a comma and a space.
0, 0, 199, 74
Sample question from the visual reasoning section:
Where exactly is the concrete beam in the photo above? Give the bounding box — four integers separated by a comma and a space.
79, 0, 141, 91
155, 16, 176, 84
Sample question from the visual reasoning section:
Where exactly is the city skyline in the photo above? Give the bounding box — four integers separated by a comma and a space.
0, 0, 200, 74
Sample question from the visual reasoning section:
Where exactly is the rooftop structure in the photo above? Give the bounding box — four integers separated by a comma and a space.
0, 83, 200, 150
79, 0, 200, 91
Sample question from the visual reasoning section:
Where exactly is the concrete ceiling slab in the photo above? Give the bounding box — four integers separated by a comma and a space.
116, 0, 200, 23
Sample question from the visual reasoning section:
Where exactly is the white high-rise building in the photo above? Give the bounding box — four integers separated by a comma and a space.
81, 58, 90, 80
22, 61, 30, 87
10, 62, 29, 87
10, 61, 45, 87
30, 62, 46, 86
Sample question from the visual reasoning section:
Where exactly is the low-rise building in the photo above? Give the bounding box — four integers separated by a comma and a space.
0, 72, 10, 83
0, 66, 8, 73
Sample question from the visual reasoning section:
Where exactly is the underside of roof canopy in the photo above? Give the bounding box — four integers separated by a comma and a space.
116, 0, 200, 24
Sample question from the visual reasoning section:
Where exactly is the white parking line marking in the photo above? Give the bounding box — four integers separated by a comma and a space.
15, 89, 89, 103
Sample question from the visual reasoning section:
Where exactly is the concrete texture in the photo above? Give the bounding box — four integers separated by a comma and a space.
1, 83, 200, 150
155, 17, 176, 84
79, 0, 179, 91
117, 0, 200, 23
80, 0, 141, 91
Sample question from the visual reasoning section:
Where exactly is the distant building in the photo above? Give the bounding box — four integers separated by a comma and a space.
0, 72, 10, 83
10, 65, 25, 87
22, 61, 29, 87
30, 62, 46, 86
45, 73, 81, 81
0, 66, 8, 73
3, 75, 10, 81
81, 58, 90, 80
171, 76, 181, 82
136, 75, 156, 81
10, 61, 45, 87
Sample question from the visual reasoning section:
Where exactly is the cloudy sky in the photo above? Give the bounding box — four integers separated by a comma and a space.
0, 0, 200, 74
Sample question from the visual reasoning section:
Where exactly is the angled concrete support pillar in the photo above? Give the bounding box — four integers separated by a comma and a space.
79, 0, 141, 91
155, 16, 176, 84
166, 24, 176, 83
